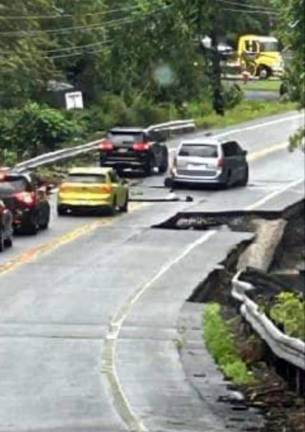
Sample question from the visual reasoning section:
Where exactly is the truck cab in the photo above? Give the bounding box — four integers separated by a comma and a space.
237, 35, 284, 79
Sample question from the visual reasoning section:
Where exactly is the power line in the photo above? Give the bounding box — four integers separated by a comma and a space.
222, 7, 279, 16
216, 0, 277, 13
0, 5, 171, 37
0, 5, 141, 20
45, 42, 112, 60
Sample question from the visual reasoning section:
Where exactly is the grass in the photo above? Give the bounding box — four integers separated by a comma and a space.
204, 303, 254, 386
194, 100, 297, 129
223, 79, 281, 92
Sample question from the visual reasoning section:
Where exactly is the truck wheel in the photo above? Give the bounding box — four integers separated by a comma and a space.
258, 66, 270, 80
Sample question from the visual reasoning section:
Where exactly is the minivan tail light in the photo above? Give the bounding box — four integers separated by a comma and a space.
132, 142, 150, 151
99, 140, 114, 151
217, 158, 224, 168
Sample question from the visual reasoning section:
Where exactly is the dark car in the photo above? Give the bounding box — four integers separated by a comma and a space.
0, 200, 13, 251
0, 171, 51, 234
99, 127, 168, 175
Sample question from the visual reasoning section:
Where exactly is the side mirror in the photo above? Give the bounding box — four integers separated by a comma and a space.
242, 150, 248, 156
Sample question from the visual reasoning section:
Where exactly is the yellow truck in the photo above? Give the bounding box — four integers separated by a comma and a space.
227, 35, 284, 79
237, 35, 284, 79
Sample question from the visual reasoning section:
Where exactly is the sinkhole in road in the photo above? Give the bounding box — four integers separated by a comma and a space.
169, 199, 304, 432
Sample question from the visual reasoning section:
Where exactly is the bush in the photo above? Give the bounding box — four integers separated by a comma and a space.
204, 303, 254, 385
223, 84, 244, 109
270, 292, 305, 340
0, 103, 84, 158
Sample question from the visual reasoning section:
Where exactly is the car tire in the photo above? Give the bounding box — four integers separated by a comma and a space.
57, 205, 67, 216
4, 235, 13, 248
120, 193, 129, 213
143, 155, 155, 176
40, 205, 50, 229
159, 148, 169, 174
164, 177, 174, 189
109, 197, 117, 216
0, 229, 4, 252
24, 213, 39, 235
239, 166, 249, 187
221, 171, 232, 189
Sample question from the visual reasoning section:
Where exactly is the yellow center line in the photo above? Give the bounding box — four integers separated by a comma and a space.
248, 142, 288, 162
0, 202, 145, 277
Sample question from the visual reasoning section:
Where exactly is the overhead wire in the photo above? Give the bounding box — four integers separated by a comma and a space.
0, 5, 172, 60
0, 5, 142, 20
216, 0, 278, 13
222, 7, 279, 16
0, 5, 172, 38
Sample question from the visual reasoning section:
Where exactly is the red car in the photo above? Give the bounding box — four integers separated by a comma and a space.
0, 170, 51, 235
0, 200, 13, 251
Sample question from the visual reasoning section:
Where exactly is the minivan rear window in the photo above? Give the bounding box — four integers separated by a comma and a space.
179, 144, 218, 158
67, 174, 106, 184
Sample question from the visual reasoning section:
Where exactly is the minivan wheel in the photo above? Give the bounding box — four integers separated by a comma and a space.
164, 177, 174, 188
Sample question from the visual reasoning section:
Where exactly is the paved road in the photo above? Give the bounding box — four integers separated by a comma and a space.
0, 111, 304, 432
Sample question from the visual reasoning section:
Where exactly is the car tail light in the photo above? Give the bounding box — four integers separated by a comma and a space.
217, 158, 225, 168
99, 140, 114, 151
132, 142, 150, 151
100, 185, 112, 194
14, 192, 36, 207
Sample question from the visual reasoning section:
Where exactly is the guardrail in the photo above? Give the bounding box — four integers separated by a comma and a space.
232, 272, 305, 371
14, 120, 196, 172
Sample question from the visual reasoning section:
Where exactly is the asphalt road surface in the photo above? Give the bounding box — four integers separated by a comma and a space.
0, 111, 304, 432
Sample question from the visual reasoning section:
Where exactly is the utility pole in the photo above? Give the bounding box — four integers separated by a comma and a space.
211, 29, 225, 116
198, 1, 225, 116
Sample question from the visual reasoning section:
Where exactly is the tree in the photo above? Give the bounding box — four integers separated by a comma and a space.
274, 0, 305, 149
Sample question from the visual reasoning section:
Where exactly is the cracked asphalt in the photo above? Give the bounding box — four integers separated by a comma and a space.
0, 111, 304, 432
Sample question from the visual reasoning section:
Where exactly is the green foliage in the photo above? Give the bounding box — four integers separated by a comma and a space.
223, 84, 244, 109
270, 292, 305, 340
204, 303, 254, 385
0, 103, 83, 158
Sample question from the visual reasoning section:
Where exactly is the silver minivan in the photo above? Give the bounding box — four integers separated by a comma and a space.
165, 138, 249, 188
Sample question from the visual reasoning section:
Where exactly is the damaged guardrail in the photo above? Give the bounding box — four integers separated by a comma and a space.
15, 120, 196, 172
232, 271, 305, 371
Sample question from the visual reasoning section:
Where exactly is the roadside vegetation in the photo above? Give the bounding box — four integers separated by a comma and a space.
204, 303, 254, 385
269, 292, 305, 341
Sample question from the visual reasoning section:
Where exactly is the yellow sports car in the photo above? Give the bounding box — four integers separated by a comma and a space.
57, 167, 129, 215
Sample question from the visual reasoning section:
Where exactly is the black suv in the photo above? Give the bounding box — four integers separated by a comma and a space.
0, 171, 51, 234
99, 127, 168, 175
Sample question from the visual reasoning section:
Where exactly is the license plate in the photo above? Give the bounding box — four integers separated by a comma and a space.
187, 164, 206, 170
118, 148, 128, 153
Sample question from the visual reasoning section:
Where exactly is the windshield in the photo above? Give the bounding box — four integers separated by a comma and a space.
179, 144, 219, 158
259, 41, 280, 52
0, 177, 28, 197
66, 174, 107, 184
